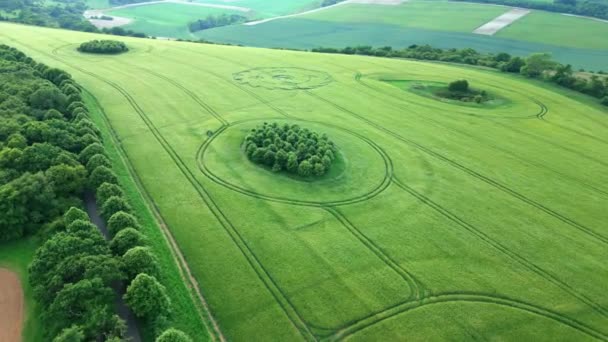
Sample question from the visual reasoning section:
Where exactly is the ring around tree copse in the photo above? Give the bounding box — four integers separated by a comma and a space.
244, 122, 337, 178
77, 40, 128, 54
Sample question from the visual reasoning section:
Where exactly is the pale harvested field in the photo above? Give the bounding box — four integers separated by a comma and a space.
0, 269, 23, 342
473, 8, 530, 35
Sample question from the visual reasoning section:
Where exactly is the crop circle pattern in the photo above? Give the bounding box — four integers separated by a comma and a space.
233, 67, 333, 90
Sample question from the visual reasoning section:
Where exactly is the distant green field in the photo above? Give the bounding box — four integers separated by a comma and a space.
498, 11, 608, 50
108, 3, 245, 38
198, 18, 608, 71
302, 1, 506, 32
1, 22, 606, 341
0, 238, 43, 342
192, 0, 320, 17
85, 0, 110, 9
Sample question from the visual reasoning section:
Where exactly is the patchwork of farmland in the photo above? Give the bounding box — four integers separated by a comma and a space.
1, 22, 607, 341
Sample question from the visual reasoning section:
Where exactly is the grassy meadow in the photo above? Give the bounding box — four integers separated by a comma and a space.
1, 22, 607, 341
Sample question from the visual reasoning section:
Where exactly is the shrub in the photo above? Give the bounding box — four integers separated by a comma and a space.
156, 328, 193, 342
110, 228, 146, 256
124, 273, 170, 319
101, 196, 131, 221
122, 247, 159, 281
97, 182, 125, 207
89, 166, 118, 189
63, 207, 89, 226
244, 122, 337, 177
107, 211, 139, 236
78, 40, 129, 54
448, 80, 469, 92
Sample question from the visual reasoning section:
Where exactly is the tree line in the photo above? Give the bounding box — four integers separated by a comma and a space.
78, 40, 129, 54
188, 13, 247, 33
0, 45, 193, 341
311, 45, 608, 106
452, 0, 608, 21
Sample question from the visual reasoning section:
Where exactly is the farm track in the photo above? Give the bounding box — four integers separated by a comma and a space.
304, 89, 608, 246
11, 37, 318, 341
391, 177, 608, 321
353, 74, 608, 199
327, 292, 608, 341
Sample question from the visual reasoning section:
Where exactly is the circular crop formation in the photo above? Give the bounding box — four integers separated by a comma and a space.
233, 67, 333, 90
244, 122, 337, 177
200, 120, 390, 205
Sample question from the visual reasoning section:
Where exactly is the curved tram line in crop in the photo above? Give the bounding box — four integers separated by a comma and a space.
8, 36, 607, 341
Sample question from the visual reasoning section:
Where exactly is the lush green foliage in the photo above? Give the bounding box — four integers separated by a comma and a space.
122, 246, 159, 281
124, 273, 171, 319
110, 227, 147, 256
244, 122, 337, 177
78, 40, 128, 54
188, 14, 247, 33
156, 328, 193, 342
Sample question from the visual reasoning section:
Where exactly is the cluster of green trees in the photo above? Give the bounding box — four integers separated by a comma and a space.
0, 44, 191, 340
436, 79, 491, 103
0, 0, 147, 37
312, 45, 608, 106
244, 122, 337, 177
452, 0, 608, 21
188, 13, 247, 32
78, 40, 129, 54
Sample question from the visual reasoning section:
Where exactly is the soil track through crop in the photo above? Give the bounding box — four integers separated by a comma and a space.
0, 268, 23, 342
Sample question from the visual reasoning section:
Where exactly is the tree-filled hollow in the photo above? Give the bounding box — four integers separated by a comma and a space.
244, 122, 337, 178
77, 40, 128, 54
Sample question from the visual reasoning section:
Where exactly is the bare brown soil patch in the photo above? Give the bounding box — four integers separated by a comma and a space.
0, 268, 23, 342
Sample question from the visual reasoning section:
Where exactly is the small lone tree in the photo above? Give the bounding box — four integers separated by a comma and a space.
448, 80, 469, 93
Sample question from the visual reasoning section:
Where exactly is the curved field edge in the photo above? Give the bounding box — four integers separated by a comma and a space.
0, 238, 43, 342
83, 92, 217, 341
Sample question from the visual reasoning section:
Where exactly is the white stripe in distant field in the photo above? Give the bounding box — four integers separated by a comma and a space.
473, 8, 530, 35
244, 0, 405, 26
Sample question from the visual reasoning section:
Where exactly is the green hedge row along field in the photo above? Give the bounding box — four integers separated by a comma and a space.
2, 22, 606, 341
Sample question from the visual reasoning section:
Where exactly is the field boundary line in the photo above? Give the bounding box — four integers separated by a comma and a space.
84, 90, 225, 342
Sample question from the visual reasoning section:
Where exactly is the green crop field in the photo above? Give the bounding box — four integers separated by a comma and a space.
192, 0, 321, 17
1, 22, 607, 341
497, 11, 608, 50
107, 3, 246, 39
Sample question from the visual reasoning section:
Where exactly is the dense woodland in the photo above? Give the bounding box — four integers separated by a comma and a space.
245, 122, 337, 177
0, 44, 192, 341
188, 14, 247, 33
452, 0, 608, 20
312, 45, 608, 106
78, 39, 129, 54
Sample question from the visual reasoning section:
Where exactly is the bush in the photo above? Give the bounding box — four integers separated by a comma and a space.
124, 273, 170, 319
110, 228, 146, 256
63, 207, 89, 226
601, 96, 608, 106
89, 166, 118, 189
101, 196, 131, 221
107, 211, 139, 236
122, 247, 159, 281
448, 80, 469, 92
244, 122, 337, 177
156, 328, 193, 342
78, 40, 128, 54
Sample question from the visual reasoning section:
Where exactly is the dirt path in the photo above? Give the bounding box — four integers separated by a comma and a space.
84, 191, 141, 342
473, 8, 530, 35
244, 0, 405, 26
0, 268, 23, 342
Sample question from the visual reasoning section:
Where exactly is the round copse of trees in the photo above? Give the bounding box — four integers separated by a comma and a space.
244, 122, 337, 178
77, 40, 129, 54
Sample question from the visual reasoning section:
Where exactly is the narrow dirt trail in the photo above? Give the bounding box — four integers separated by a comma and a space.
84, 191, 142, 342
0, 268, 23, 342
